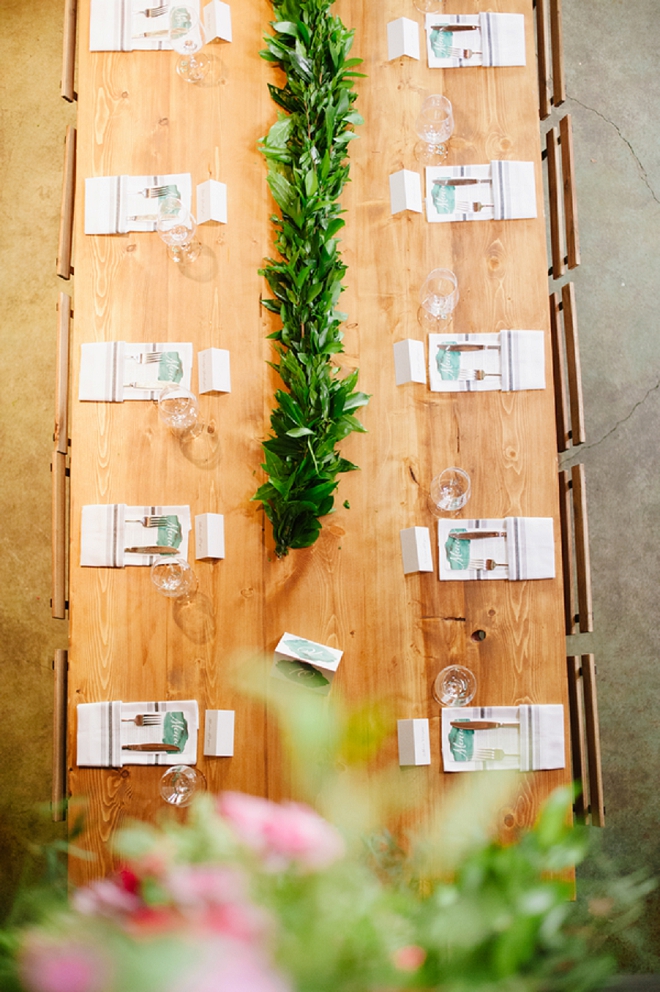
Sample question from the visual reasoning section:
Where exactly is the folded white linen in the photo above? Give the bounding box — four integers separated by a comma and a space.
80, 503, 192, 567
77, 700, 199, 767
491, 160, 537, 220
424, 12, 525, 68
505, 515, 556, 580
79, 342, 194, 401
89, 0, 201, 51
425, 162, 537, 223
84, 173, 192, 235
480, 13, 526, 67
428, 331, 545, 393
438, 517, 555, 581
441, 704, 565, 772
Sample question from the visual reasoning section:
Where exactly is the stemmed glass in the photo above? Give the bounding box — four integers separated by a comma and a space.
157, 196, 201, 264
432, 665, 477, 706
170, 4, 210, 83
415, 95, 454, 165
418, 267, 459, 329
158, 384, 204, 439
150, 556, 198, 599
160, 765, 206, 806
413, 0, 444, 13
428, 467, 471, 516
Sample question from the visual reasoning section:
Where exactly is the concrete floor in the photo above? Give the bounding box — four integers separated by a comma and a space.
1, 0, 659, 972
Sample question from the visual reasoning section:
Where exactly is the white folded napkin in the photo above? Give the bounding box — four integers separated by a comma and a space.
90, 0, 201, 51
500, 331, 545, 391
438, 517, 555, 581
80, 503, 192, 567
77, 700, 199, 767
428, 331, 545, 393
84, 173, 192, 235
442, 704, 565, 772
424, 13, 525, 68
426, 162, 537, 223
79, 342, 194, 401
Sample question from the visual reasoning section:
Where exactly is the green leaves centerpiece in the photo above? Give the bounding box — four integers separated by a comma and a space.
255, 0, 368, 558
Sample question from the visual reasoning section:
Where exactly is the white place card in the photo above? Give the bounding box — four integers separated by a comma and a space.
393, 339, 426, 385
198, 348, 231, 394
387, 18, 420, 60
398, 719, 431, 766
389, 169, 423, 215
204, 709, 235, 756
271, 632, 342, 696
203, 0, 232, 41
195, 513, 225, 560
196, 180, 227, 224
400, 527, 433, 574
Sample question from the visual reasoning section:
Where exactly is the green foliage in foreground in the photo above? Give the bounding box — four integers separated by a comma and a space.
255, 0, 368, 557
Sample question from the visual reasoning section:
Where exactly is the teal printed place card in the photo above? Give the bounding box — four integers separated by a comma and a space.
271, 632, 343, 696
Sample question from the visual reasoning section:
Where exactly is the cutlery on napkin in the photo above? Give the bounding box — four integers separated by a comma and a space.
450, 720, 519, 730
430, 23, 479, 31
124, 545, 179, 555
122, 743, 180, 753
448, 530, 506, 541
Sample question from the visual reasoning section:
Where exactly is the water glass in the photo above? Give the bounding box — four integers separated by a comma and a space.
150, 556, 198, 599
413, 0, 444, 12
157, 196, 201, 264
170, 4, 210, 83
160, 765, 206, 806
432, 665, 477, 707
415, 95, 454, 165
428, 467, 471, 515
158, 384, 203, 438
418, 267, 459, 328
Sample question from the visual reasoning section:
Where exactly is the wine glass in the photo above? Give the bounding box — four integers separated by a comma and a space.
150, 556, 198, 599
418, 267, 459, 329
158, 384, 204, 438
432, 665, 477, 706
415, 95, 454, 165
413, 0, 444, 13
157, 196, 201, 264
160, 765, 206, 806
170, 4, 210, 84
428, 467, 471, 516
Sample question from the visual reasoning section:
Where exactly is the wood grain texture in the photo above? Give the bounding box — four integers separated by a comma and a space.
52, 451, 68, 620
68, 0, 571, 882
61, 0, 78, 102
562, 282, 585, 445
546, 125, 564, 278
57, 126, 76, 279
558, 468, 576, 635
549, 0, 566, 108
52, 650, 68, 821
582, 654, 604, 827
55, 293, 71, 456
559, 114, 580, 269
566, 655, 586, 821
571, 463, 593, 633
549, 291, 569, 452
535, 0, 550, 120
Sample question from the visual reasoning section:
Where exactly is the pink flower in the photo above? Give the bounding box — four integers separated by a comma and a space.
72, 878, 141, 919
217, 792, 345, 872
165, 866, 271, 943
19, 936, 108, 992
392, 945, 427, 972
173, 939, 291, 992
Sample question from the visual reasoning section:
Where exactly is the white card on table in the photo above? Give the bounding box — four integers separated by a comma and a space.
204, 710, 235, 756
398, 719, 431, 766
203, 0, 232, 41
195, 513, 225, 560
271, 632, 342, 696
393, 339, 426, 385
198, 348, 231, 393
196, 180, 228, 224
387, 18, 420, 60
400, 527, 433, 574
389, 169, 422, 215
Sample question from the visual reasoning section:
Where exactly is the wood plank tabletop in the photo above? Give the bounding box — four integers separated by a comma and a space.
67, 0, 570, 884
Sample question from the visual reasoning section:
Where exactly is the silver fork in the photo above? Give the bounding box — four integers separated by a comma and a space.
131, 352, 164, 364
469, 558, 508, 571
125, 515, 171, 526
450, 47, 482, 59
458, 369, 501, 381
136, 4, 168, 16
121, 714, 163, 726
137, 184, 178, 198
475, 748, 518, 760
124, 381, 168, 390
456, 200, 494, 213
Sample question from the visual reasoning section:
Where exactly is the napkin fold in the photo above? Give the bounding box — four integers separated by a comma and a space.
79, 342, 193, 401
428, 331, 545, 392
438, 517, 555, 581
84, 174, 192, 235
80, 504, 192, 567
77, 700, 199, 767
441, 705, 565, 772
426, 162, 537, 223
425, 12, 525, 68
90, 0, 201, 51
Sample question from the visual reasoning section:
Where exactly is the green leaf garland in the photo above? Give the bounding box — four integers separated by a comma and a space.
255, 0, 368, 558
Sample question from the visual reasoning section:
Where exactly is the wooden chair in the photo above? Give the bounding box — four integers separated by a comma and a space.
52, 650, 68, 821
558, 464, 593, 635
546, 114, 579, 278
51, 451, 68, 620
55, 293, 71, 457
61, 0, 77, 102
535, 0, 565, 120
57, 125, 76, 280
567, 654, 604, 826
549, 282, 585, 453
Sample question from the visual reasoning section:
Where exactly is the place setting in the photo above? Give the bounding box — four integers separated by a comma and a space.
441, 702, 565, 773
424, 12, 526, 68
77, 699, 199, 767
84, 173, 192, 234
428, 330, 546, 392
78, 342, 193, 401
80, 503, 192, 567
426, 161, 537, 223
438, 516, 556, 582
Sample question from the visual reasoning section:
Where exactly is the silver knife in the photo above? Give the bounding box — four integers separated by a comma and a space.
448, 531, 507, 541
433, 178, 490, 187
122, 743, 180, 752
124, 546, 179, 555
431, 23, 480, 31
443, 343, 501, 352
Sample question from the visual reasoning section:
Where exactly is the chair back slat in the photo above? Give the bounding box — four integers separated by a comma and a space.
535, 0, 551, 120
61, 0, 77, 102
558, 469, 577, 634
52, 451, 68, 620
546, 126, 564, 278
549, 292, 570, 452
560, 115, 580, 269
582, 654, 605, 827
562, 282, 585, 445
55, 293, 71, 456
571, 464, 593, 633
566, 656, 588, 820
549, 0, 566, 107
57, 125, 76, 280
52, 650, 68, 821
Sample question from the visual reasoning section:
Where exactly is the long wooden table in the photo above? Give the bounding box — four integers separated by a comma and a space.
68, 0, 570, 883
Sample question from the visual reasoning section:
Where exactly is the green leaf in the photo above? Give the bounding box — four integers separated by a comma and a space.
286, 426, 314, 438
